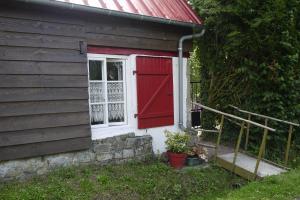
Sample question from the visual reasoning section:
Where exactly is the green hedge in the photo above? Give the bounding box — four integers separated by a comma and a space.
190, 0, 300, 164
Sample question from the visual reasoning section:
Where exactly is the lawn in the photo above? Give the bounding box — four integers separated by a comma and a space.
221, 167, 300, 200
0, 161, 245, 200
2, 160, 299, 200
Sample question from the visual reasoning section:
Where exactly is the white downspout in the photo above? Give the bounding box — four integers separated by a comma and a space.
178, 29, 205, 129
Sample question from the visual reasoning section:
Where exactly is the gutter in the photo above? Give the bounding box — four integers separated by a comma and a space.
178, 29, 205, 129
17, 0, 203, 29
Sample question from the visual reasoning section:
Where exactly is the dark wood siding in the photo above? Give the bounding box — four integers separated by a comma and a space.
84, 14, 192, 51
0, 2, 90, 161
0, 138, 91, 161
0, 1, 193, 161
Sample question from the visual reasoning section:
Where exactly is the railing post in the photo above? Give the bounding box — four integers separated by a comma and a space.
232, 121, 245, 172
254, 128, 268, 180
244, 114, 251, 151
262, 118, 269, 158
215, 115, 224, 161
284, 124, 294, 166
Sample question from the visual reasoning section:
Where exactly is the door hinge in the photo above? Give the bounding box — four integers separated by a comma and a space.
134, 114, 138, 118
133, 70, 137, 75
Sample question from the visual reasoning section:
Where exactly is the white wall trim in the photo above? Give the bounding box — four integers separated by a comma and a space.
91, 125, 134, 140
87, 53, 188, 153
87, 53, 131, 140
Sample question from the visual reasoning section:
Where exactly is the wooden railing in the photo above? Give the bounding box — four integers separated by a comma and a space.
229, 105, 300, 166
191, 103, 276, 179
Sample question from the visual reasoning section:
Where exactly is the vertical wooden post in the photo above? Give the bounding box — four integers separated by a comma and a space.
254, 128, 268, 180
215, 115, 225, 161
232, 121, 245, 172
262, 118, 269, 158
284, 125, 294, 166
244, 114, 251, 151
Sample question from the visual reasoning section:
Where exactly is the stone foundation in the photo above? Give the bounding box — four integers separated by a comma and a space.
0, 133, 153, 182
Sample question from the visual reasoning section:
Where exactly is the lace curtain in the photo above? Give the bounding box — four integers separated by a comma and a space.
90, 82, 105, 103
108, 103, 124, 122
89, 59, 125, 125
91, 104, 105, 125
107, 82, 124, 101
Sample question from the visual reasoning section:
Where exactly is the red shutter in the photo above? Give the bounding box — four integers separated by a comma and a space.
136, 56, 174, 129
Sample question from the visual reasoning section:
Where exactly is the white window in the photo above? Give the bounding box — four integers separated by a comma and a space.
88, 55, 127, 127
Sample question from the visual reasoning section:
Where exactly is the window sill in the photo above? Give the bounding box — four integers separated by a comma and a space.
91, 125, 134, 140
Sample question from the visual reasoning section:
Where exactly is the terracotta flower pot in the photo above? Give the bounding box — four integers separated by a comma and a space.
167, 151, 187, 169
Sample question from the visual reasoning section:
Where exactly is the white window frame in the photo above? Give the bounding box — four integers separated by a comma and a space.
87, 53, 128, 129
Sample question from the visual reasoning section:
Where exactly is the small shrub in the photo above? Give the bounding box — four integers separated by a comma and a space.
164, 130, 190, 153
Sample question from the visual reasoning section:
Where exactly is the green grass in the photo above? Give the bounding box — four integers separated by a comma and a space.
2, 160, 299, 200
0, 161, 245, 200
221, 167, 300, 200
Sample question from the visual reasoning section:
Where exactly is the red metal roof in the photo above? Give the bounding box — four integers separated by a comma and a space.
56, 0, 202, 25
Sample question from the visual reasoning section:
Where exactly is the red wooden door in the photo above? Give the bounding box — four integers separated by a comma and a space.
136, 56, 174, 129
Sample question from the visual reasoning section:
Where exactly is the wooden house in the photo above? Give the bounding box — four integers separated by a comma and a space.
0, 0, 203, 162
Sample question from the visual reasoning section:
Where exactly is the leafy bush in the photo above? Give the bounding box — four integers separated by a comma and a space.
164, 131, 190, 153
190, 0, 300, 163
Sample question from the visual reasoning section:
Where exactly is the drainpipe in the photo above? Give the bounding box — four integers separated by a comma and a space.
178, 29, 205, 129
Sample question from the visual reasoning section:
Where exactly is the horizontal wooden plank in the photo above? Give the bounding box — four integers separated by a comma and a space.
0, 112, 90, 132
0, 2, 85, 26
0, 125, 91, 147
86, 17, 189, 41
0, 61, 87, 75
87, 33, 177, 51
0, 46, 86, 62
0, 2, 192, 41
0, 88, 88, 102
0, 75, 88, 88
0, 137, 91, 161
0, 31, 82, 50
0, 100, 89, 117
0, 16, 85, 37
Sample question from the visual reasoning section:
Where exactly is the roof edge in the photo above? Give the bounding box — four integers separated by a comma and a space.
16, 0, 203, 29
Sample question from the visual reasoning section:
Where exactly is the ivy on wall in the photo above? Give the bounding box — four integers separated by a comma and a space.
190, 0, 300, 164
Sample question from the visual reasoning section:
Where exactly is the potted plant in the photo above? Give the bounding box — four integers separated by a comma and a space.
186, 145, 208, 166
165, 130, 189, 169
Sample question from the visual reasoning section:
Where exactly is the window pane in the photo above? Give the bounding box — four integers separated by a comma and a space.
91, 104, 105, 125
89, 60, 103, 80
90, 82, 105, 103
107, 82, 124, 102
107, 61, 123, 81
108, 103, 125, 123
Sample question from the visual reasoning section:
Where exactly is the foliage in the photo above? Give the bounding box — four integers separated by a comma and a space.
190, 46, 202, 82
187, 145, 209, 162
0, 162, 245, 200
190, 0, 300, 163
221, 167, 300, 200
164, 130, 190, 153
